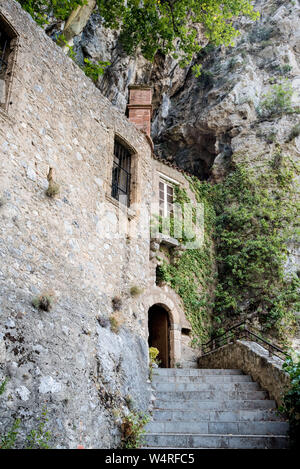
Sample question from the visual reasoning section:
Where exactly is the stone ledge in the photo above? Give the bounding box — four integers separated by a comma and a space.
198, 340, 290, 407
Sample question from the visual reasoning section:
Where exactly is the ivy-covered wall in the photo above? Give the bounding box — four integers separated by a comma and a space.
157, 152, 299, 349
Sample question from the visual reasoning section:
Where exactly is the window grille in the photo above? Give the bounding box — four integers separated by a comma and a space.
159, 179, 174, 218
111, 139, 131, 207
0, 31, 8, 79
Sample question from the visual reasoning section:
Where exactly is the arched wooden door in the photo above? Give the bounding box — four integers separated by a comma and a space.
148, 304, 170, 368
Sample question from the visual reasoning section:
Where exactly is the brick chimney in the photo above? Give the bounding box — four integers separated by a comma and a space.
127, 85, 152, 136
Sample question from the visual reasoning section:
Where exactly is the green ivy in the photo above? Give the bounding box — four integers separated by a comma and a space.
279, 356, 300, 447
156, 160, 299, 347
210, 162, 299, 344
157, 183, 215, 345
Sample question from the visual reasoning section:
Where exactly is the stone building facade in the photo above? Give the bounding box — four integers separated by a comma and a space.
0, 0, 199, 448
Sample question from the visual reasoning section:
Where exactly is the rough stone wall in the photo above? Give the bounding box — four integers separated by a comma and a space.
198, 340, 290, 406
0, 0, 156, 449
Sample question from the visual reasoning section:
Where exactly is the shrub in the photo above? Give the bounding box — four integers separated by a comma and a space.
258, 80, 293, 117
82, 58, 111, 83
45, 168, 60, 198
279, 356, 300, 447
112, 296, 122, 311
109, 314, 120, 334
130, 286, 144, 297
287, 122, 300, 142
0, 378, 8, 396
121, 411, 150, 449
32, 292, 55, 312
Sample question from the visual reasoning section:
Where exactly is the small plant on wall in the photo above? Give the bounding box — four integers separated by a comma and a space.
130, 286, 144, 297
32, 291, 55, 312
112, 296, 122, 311
45, 168, 60, 198
279, 356, 300, 448
121, 411, 150, 449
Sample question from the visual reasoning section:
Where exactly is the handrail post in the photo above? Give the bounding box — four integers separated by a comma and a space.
268, 345, 272, 358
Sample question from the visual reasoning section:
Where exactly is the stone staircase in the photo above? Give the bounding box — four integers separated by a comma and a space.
143, 368, 289, 449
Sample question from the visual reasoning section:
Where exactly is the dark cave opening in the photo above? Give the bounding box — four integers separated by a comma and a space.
153, 131, 233, 181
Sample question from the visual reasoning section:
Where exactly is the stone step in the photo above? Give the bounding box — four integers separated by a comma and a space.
145, 420, 289, 436
154, 399, 276, 411
152, 375, 253, 383
152, 382, 260, 392
153, 369, 243, 376
155, 390, 268, 401
152, 409, 283, 422
142, 433, 289, 449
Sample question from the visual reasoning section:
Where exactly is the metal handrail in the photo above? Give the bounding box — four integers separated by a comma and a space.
201, 320, 289, 361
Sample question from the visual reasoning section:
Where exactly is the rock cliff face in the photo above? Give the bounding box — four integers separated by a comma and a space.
73, 0, 300, 180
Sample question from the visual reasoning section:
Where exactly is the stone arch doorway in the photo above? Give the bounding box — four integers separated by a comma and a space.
148, 304, 170, 368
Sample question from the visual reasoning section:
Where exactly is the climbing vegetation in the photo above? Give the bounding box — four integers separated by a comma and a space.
279, 356, 300, 448
157, 155, 299, 347
156, 183, 216, 345
121, 411, 150, 449
210, 160, 299, 345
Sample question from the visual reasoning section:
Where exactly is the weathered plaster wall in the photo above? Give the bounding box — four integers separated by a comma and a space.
0, 0, 156, 449
198, 340, 290, 406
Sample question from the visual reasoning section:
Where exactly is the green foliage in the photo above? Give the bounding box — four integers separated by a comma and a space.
0, 407, 51, 449
58, 36, 111, 83
32, 292, 54, 311
258, 80, 294, 117
130, 285, 144, 297
17, 0, 86, 26
287, 122, 300, 142
46, 180, 60, 198
149, 346, 159, 363
97, 0, 259, 68
156, 182, 215, 345
18, 1, 259, 73
0, 419, 21, 449
210, 163, 299, 342
154, 159, 298, 347
149, 347, 160, 380
109, 313, 123, 333
121, 410, 150, 449
0, 379, 8, 396
279, 356, 300, 447
25, 408, 51, 449
82, 58, 111, 83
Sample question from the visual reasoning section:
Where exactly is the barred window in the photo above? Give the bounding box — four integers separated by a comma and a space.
0, 13, 18, 111
111, 139, 132, 207
0, 31, 8, 79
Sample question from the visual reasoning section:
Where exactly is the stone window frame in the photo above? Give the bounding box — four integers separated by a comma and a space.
105, 132, 140, 218
0, 12, 19, 113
